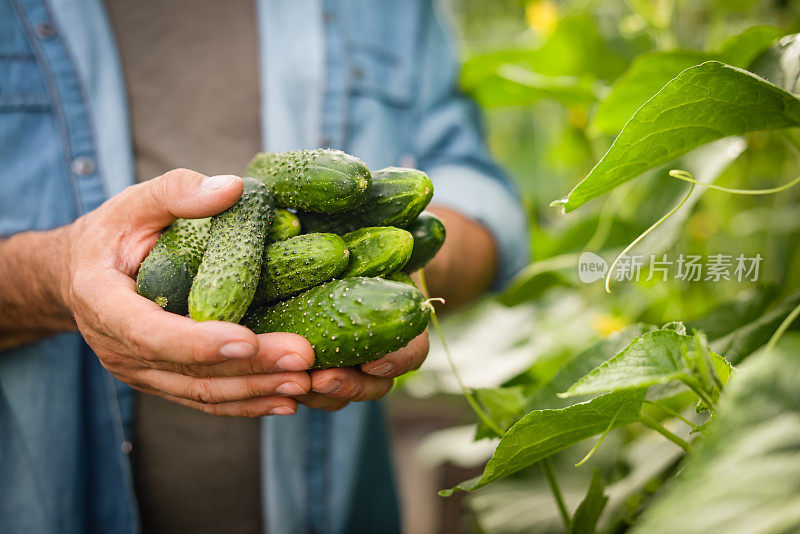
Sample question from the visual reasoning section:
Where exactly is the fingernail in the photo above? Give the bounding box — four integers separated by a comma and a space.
276, 382, 306, 395
202, 174, 238, 191
269, 406, 296, 416
315, 379, 342, 394
276, 353, 309, 371
365, 361, 394, 376
219, 341, 257, 359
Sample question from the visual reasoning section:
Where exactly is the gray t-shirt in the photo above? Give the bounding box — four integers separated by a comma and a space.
104, 1, 262, 532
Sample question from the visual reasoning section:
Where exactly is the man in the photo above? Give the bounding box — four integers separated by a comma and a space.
0, 0, 528, 533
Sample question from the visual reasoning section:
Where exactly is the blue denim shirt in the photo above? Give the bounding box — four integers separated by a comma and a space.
0, 0, 529, 533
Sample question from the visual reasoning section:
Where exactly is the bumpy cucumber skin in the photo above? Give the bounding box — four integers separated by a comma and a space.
136, 218, 211, 315
385, 271, 416, 287
342, 227, 414, 278
244, 277, 429, 369
254, 233, 349, 304
402, 211, 446, 273
299, 167, 433, 234
246, 149, 371, 214
267, 209, 302, 242
189, 178, 273, 323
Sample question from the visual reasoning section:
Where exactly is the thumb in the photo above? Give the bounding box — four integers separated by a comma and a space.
113, 168, 245, 230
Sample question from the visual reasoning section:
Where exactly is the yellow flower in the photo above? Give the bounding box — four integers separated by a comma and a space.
525, 0, 558, 36
591, 314, 629, 337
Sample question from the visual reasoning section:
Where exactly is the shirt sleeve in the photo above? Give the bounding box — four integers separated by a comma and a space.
410, 1, 530, 289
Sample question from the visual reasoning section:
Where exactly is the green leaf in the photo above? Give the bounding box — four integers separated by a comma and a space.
561, 329, 730, 397
717, 25, 783, 67
592, 27, 783, 135
631, 334, 800, 534
441, 390, 644, 495
591, 51, 714, 134
555, 61, 800, 212
567, 470, 608, 534
474, 386, 527, 440
526, 324, 655, 410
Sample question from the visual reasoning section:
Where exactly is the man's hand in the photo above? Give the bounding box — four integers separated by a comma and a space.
0, 168, 430, 416
295, 330, 429, 411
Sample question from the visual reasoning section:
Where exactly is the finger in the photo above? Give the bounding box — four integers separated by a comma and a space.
110, 168, 244, 230
86, 271, 260, 365
134, 367, 311, 404
310, 367, 394, 402
293, 393, 350, 412
155, 332, 316, 377
360, 330, 429, 378
154, 390, 298, 417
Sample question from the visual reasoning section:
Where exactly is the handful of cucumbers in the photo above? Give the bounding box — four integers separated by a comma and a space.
136, 149, 446, 369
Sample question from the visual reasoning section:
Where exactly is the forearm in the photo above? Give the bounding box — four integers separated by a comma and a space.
0, 227, 75, 349
421, 205, 497, 311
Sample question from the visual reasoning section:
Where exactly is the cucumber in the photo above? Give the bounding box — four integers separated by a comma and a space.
298, 167, 433, 234
254, 233, 349, 304
402, 211, 446, 273
268, 209, 302, 242
342, 227, 414, 278
136, 218, 211, 315
246, 149, 371, 214
385, 271, 416, 287
188, 178, 273, 322
244, 277, 430, 369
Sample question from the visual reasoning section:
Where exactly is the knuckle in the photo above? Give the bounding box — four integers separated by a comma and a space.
188, 379, 218, 404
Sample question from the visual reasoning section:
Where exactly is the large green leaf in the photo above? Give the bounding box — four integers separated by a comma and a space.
562, 330, 731, 397
441, 390, 644, 495
592, 27, 783, 134
554, 61, 800, 212
631, 334, 800, 534
567, 470, 608, 534
591, 51, 714, 134
526, 324, 655, 410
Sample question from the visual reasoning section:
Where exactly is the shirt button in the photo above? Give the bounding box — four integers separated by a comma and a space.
322, 11, 336, 24
36, 22, 57, 40
120, 441, 133, 454
72, 157, 95, 176
320, 136, 331, 147
352, 66, 364, 81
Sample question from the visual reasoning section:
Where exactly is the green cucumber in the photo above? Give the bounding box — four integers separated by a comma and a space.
254, 233, 349, 304
385, 271, 416, 287
298, 167, 433, 234
268, 209, 302, 242
188, 178, 273, 322
246, 149, 371, 214
244, 277, 430, 369
136, 218, 211, 315
342, 227, 413, 278
402, 211, 446, 273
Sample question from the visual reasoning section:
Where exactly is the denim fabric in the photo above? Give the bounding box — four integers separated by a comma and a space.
0, 0, 529, 533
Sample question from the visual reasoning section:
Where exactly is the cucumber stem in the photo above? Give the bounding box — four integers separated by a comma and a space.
640, 414, 691, 452
541, 457, 571, 528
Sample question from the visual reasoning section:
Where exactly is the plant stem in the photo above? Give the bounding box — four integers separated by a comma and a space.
427, 304, 505, 438
643, 399, 700, 432
541, 457, 571, 528
682, 378, 716, 413
640, 414, 691, 452
765, 300, 800, 353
